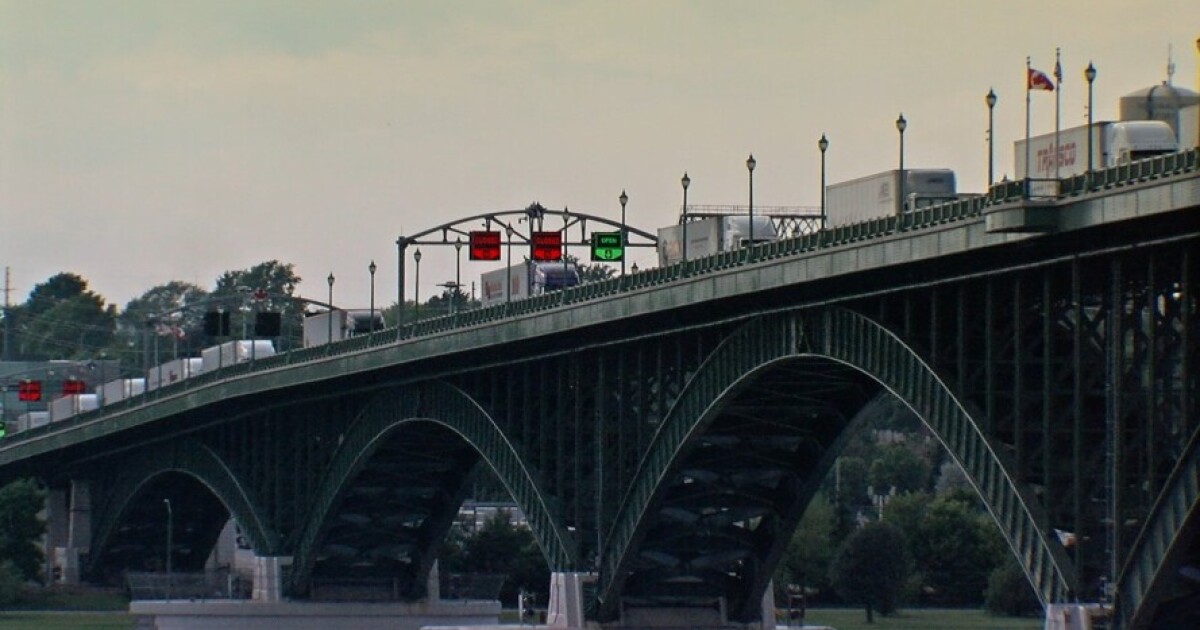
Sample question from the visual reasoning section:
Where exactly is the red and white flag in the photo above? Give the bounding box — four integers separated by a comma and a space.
1028, 68, 1055, 91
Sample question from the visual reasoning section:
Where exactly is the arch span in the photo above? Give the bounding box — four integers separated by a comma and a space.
289, 380, 575, 597
87, 439, 277, 579
598, 307, 1074, 620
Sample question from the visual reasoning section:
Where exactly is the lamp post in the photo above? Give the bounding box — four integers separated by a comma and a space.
413, 249, 422, 320
454, 237, 463, 314
163, 498, 173, 599
818, 135, 829, 229
368, 260, 377, 337
619, 190, 628, 276
746, 154, 756, 244
1085, 62, 1097, 178
505, 225, 514, 303
681, 172, 690, 264
896, 114, 907, 218
986, 89, 997, 186
326, 273, 335, 345
395, 236, 406, 341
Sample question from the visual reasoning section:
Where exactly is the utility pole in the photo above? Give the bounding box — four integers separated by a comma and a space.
3, 267, 11, 361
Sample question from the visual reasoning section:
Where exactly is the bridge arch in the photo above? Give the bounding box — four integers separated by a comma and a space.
289, 380, 575, 598
597, 307, 1074, 621
87, 439, 277, 580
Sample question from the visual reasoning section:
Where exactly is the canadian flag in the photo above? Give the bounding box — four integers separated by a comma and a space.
1028, 68, 1055, 91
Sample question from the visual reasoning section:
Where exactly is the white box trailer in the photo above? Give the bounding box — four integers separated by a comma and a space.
825, 169, 957, 227
480, 261, 580, 307
17, 411, 50, 432
98, 378, 146, 404
50, 394, 99, 422
303, 310, 350, 347
657, 215, 778, 266
201, 340, 276, 373
146, 357, 204, 391
1013, 121, 1178, 179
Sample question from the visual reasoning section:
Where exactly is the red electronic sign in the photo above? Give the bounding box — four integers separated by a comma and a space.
531, 231, 563, 261
18, 380, 41, 402
469, 231, 502, 261
62, 379, 86, 395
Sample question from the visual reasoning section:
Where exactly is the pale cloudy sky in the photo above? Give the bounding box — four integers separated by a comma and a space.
2, 1, 1196, 308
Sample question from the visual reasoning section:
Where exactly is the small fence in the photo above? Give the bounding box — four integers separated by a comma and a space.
126, 569, 251, 601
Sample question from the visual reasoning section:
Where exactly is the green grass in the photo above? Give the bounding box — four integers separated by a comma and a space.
0, 612, 133, 630
797, 607, 1043, 630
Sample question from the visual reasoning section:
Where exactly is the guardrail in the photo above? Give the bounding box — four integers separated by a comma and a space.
5, 147, 1198, 447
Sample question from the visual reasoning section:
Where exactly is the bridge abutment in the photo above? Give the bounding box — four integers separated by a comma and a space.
251, 555, 289, 602
42, 481, 91, 585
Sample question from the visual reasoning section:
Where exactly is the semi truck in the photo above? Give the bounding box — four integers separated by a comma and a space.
1014, 120, 1178, 180
480, 261, 581, 307
656, 215, 778, 266
825, 169, 957, 227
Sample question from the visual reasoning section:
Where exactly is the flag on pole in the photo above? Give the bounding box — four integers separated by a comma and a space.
1028, 68, 1055, 91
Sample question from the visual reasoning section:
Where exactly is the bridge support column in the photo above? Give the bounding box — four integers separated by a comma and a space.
252, 556, 291, 602
544, 572, 588, 627
58, 480, 92, 584
42, 487, 69, 583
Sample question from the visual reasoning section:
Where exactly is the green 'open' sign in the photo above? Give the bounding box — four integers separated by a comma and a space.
590, 232, 624, 262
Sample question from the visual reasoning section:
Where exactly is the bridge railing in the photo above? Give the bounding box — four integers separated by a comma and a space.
4, 148, 1198, 446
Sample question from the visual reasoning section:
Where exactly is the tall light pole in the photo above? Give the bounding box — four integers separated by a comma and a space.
395, 236, 406, 341
681, 172, 690, 264
413, 249, 422, 320
896, 114, 907, 218
1085, 62, 1097, 178
163, 498, 172, 600
505, 225, 514, 303
454, 237, 463, 314
326, 273, 335, 345
818, 135, 829, 229
368, 260, 377, 337
986, 89, 997, 187
619, 190, 628, 276
746, 154, 756, 244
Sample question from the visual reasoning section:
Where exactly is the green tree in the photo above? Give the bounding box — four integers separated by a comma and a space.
12, 274, 115, 360
777, 493, 836, 597
868, 444, 932, 496
911, 493, 1003, 605
457, 512, 548, 606
984, 559, 1041, 617
0, 561, 24, 606
112, 281, 209, 369
829, 521, 911, 623
0, 479, 47, 581
211, 261, 303, 348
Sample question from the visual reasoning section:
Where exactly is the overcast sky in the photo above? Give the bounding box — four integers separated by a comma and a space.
2, 1, 1196, 309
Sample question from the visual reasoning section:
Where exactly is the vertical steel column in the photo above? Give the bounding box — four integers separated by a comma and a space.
616, 350, 626, 495
1183, 248, 1193, 440
595, 351, 607, 564
1071, 257, 1085, 597
1042, 272, 1053, 510
1145, 255, 1157, 499
1107, 258, 1124, 598
957, 285, 967, 392
985, 279, 995, 433
1013, 275, 1024, 478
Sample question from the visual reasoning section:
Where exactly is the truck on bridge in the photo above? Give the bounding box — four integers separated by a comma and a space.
825, 168, 958, 227
656, 215, 779, 266
480, 260, 581, 307
1014, 120, 1178, 180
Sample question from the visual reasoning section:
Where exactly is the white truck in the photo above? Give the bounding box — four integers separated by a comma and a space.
480, 261, 581, 307
1014, 120, 1178, 180
49, 394, 99, 422
146, 357, 204, 391
201, 340, 276, 373
98, 378, 146, 404
825, 169, 958, 227
656, 215, 778, 266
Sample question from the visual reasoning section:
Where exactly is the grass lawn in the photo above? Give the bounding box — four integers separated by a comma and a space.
797, 607, 1044, 630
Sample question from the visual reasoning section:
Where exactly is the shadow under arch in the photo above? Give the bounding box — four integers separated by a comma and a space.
288, 380, 575, 598
597, 306, 1074, 621
87, 438, 277, 580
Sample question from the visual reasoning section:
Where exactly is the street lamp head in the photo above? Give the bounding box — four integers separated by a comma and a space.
506, 224, 514, 237
619, 190, 628, 207
369, 260, 377, 275
746, 154, 756, 172
986, 88, 997, 109
681, 172, 690, 190
413, 248, 422, 263
455, 236, 463, 252
327, 273, 335, 287
818, 134, 829, 153
896, 113, 907, 133
1085, 62, 1097, 83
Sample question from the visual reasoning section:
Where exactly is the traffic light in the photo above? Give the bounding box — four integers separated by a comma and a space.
61, 379, 86, 395
590, 231, 624, 262
254, 312, 282, 337
469, 231, 502, 261
531, 231, 563, 261
204, 311, 231, 336
18, 380, 41, 402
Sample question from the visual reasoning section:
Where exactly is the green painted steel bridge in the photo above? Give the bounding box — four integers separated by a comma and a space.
2, 152, 1199, 628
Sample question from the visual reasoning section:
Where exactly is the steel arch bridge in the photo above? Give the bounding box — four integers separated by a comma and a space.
1, 157, 1199, 628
